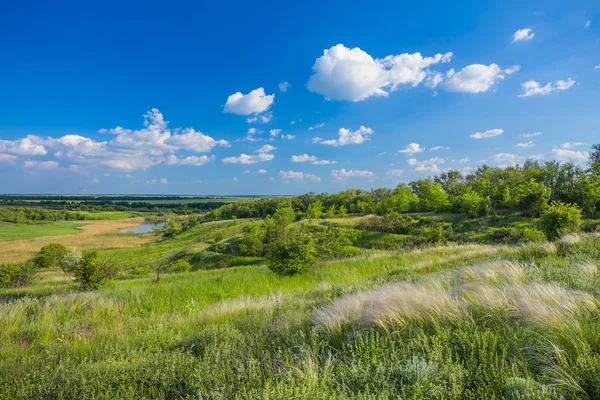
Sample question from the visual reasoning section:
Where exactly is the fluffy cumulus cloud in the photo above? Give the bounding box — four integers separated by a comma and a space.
314, 126, 374, 146
269, 129, 281, 137
23, 160, 59, 170
512, 28, 534, 42
445, 64, 519, 93
307, 44, 453, 101
255, 144, 277, 153
407, 157, 444, 173
518, 78, 576, 97
515, 141, 535, 148
491, 153, 519, 166
0, 135, 48, 155
1, 109, 229, 172
331, 168, 375, 180
398, 143, 425, 155
291, 154, 317, 163
552, 149, 589, 162
222, 153, 274, 164
279, 170, 321, 182
291, 154, 336, 165
224, 87, 275, 115
470, 129, 503, 139
166, 155, 214, 166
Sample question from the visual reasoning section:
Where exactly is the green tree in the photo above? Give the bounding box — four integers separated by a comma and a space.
541, 201, 582, 241
58, 248, 83, 274
33, 243, 68, 269
306, 200, 323, 221
517, 179, 551, 217
338, 205, 348, 218
412, 179, 449, 212
72, 251, 117, 290
163, 218, 183, 237
267, 227, 317, 276
324, 205, 337, 218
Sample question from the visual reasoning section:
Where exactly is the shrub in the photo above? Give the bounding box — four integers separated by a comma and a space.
314, 226, 359, 259
169, 259, 192, 273
72, 250, 117, 290
33, 243, 68, 269
541, 201, 582, 241
162, 218, 183, 238
488, 227, 546, 244
0, 262, 37, 288
266, 228, 317, 276
58, 248, 83, 273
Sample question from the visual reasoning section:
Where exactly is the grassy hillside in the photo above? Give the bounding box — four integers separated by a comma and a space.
2, 220, 600, 398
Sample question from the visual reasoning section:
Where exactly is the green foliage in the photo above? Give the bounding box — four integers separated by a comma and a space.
58, 248, 83, 274
306, 200, 323, 220
72, 250, 116, 290
0, 262, 37, 288
456, 191, 490, 217
33, 243, 68, 269
266, 227, 317, 275
314, 225, 359, 259
162, 218, 183, 238
168, 259, 192, 273
357, 212, 414, 234
412, 179, 449, 212
517, 179, 551, 217
338, 205, 348, 218
541, 201, 582, 240
488, 227, 546, 244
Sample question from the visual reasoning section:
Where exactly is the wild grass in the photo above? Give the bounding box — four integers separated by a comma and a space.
2, 231, 600, 398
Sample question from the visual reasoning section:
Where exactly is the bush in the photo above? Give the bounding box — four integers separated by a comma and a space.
541, 201, 582, 241
488, 227, 546, 244
315, 226, 359, 259
33, 243, 68, 269
266, 228, 317, 276
168, 259, 192, 273
72, 251, 117, 290
0, 262, 37, 288
162, 218, 183, 238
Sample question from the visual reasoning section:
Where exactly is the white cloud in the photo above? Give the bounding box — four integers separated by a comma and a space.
0, 135, 48, 155
429, 146, 449, 151
445, 64, 519, 93
491, 153, 519, 166
458, 158, 470, 164
222, 153, 274, 164
0, 154, 17, 163
90, 178, 100, 183
176, 155, 214, 166
512, 28, 534, 42
398, 143, 425, 155
312, 159, 336, 165
594, 65, 600, 70
552, 149, 589, 162
518, 78, 576, 97
470, 128, 503, 139
24, 160, 59, 170
585, 20, 591, 28
282, 134, 295, 140
291, 154, 318, 163
515, 141, 535, 148
387, 169, 405, 176
224, 87, 275, 115
165, 128, 229, 153
314, 126, 374, 146
257, 169, 267, 174
255, 144, 277, 153
407, 157, 444, 172
308, 123, 325, 131
307, 44, 453, 101
560, 142, 584, 149
331, 168, 375, 180
279, 170, 321, 182
520, 131, 542, 138
278, 81, 290, 92
269, 129, 281, 137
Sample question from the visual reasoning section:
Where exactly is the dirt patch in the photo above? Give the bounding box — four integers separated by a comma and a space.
0, 218, 159, 263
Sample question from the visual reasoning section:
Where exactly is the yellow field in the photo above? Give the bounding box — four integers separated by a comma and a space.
0, 218, 158, 264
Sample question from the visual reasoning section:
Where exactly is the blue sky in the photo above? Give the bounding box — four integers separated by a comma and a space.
0, 0, 598, 195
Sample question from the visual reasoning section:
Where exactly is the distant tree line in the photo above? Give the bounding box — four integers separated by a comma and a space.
204, 144, 600, 221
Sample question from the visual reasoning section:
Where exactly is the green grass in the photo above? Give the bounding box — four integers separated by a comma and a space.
0, 221, 81, 241
76, 211, 138, 220
3, 211, 600, 398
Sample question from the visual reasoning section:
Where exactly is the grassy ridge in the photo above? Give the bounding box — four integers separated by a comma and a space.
2, 235, 600, 398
